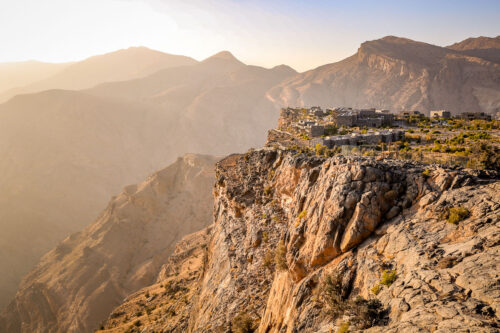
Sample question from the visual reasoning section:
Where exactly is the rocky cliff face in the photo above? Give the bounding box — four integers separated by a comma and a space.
0, 154, 218, 333
102, 149, 499, 332
269, 36, 500, 115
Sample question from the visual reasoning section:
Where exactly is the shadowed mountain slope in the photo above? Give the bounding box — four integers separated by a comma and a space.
0, 154, 217, 333
0, 90, 180, 308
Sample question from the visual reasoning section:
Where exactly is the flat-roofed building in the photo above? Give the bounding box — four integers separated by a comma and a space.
457, 112, 492, 121
430, 110, 451, 119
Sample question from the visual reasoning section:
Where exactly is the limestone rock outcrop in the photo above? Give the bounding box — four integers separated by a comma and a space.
102, 149, 500, 332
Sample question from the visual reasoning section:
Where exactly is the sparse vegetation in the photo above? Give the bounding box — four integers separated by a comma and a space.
274, 241, 288, 270
338, 321, 350, 333
422, 169, 431, 178
231, 312, 258, 333
371, 283, 381, 295
322, 272, 348, 318
263, 250, 274, 270
315, 143, 327, 156
349, 297, 386, 329
380, 270, 397, 287
436, 256, 458, 269
321, 272, 386, 330
262, 232, 269, 243
295, 209, 307, 227
445, 206, 470, 224
263, 186, 273, 196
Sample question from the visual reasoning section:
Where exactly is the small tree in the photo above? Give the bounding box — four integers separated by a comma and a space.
321, 272, 386, 330
274, 241, 288, 270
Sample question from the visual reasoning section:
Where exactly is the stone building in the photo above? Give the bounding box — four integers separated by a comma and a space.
335, 109, 393, 127
397, 110, 424, 119
311, 130, 404, 148
309, 125, 325, 137
457, 112, 492, 121
430, 110, 451, 119
309, 106, 325, 117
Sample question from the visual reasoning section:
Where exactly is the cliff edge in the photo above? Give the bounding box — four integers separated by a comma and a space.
101, 149, 499, 332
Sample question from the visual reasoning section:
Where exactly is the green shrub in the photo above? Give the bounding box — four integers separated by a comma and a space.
274, 241, 288, 270
371, 284, 381, 295
321, 272, 386, 329
322, 272, 348, 318
447, 206, 470, 224
349, 297, 385, 329
380, 270, 397, 287
134, 320, 141, 327
231, 312, 257, 333
338, 321, 350, 333
295, 210, 307, 227
315, 143, 327, 156
262, 232, 269, 243
263, 250, 274, 269
422, 169, 431, 178
263, 186, 273, 196
325, 125, 338, 136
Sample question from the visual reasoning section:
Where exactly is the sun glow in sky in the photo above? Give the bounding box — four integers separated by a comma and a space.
1, 0, 499, 71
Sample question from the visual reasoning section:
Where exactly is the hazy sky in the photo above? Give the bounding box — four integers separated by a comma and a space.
1, 0, 499, 71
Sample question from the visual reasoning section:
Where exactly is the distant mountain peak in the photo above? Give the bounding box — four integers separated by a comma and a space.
447, 35, 500, 51
378, 35, 414, 43
271, 64, 297, 74
211, 50, 238, 60
203, 51, 244, 65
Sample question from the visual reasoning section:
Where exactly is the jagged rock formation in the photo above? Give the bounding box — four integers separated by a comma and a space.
0, 154, 218, 333
269, 36, 500, 115
102, 149, 500, 332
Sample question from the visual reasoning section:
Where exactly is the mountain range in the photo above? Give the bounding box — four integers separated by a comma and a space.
0, 35, 499, 324
269, 35, 500, 114
0, 47, 196, 103
0, 48, 296, 308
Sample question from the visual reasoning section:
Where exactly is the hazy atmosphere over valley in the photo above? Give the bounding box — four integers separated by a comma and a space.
0, 1, 499, 332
